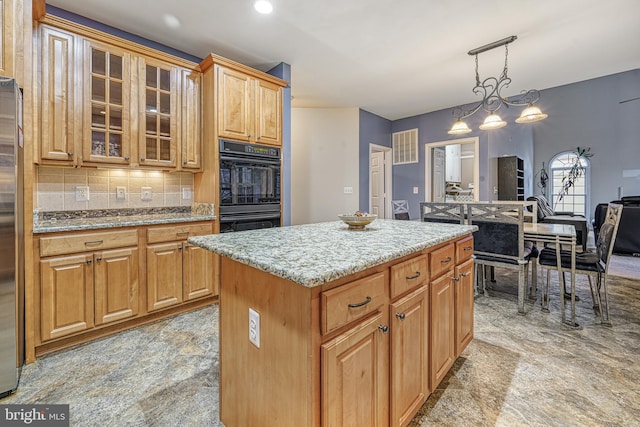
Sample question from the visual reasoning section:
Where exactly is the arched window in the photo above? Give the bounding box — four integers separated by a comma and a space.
549, 151, 590, 217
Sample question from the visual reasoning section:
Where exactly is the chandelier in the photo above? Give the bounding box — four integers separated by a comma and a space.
448, 35, 548, 135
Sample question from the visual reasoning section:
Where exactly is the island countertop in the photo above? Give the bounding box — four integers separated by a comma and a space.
188, 219, 476, 287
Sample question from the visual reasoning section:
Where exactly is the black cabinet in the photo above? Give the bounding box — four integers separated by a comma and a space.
497, 156, 524, 201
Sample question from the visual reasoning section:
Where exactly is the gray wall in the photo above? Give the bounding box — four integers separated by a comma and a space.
359, 69, 640, 220
359, 110, 392, 210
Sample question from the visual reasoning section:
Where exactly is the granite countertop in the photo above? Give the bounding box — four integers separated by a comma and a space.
188, 219, 477, 288
33, 205, 216, 233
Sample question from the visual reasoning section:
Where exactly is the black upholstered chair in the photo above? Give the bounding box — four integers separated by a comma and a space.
527, 195, 588, 251
468, 203, 538, 314
538, 203, 623, 326
392, 200, 410, 220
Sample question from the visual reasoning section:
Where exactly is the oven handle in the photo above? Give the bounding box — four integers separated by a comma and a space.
220, 155, 281, 166
220, 212, 281, 222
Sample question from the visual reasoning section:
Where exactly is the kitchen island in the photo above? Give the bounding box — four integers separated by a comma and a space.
189, 219, 476, 427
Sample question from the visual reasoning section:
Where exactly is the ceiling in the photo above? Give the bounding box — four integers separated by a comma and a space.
47, 0, 640, 120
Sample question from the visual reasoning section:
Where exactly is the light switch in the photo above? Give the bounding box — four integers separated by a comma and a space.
413, 187, 419, 194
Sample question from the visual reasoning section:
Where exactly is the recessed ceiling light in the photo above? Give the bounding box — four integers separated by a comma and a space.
162, 14, 181, 29
254, 0, 273, 14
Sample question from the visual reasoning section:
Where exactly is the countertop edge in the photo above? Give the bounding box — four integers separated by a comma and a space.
33, 214, 217, 234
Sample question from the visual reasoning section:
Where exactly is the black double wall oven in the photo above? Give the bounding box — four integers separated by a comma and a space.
219, 139, 281, 232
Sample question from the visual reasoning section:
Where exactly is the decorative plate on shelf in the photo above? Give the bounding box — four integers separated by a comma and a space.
338, 213, 377, 230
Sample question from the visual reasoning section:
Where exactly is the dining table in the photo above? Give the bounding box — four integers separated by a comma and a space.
524, 222, 579, 328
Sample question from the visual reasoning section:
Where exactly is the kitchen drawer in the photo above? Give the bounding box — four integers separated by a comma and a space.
390, 255, 427, 299
40, 229, 138, 257
456, 235, 474, 263
321, 272, 387, 335
430, 243, 455, 279
147, 223, 212, 244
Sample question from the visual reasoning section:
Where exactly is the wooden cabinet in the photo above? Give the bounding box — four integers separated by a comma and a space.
35, 17, 202, 171
454, 258, 474, 355
0, 0, 16, 78
321, 311, 389, 427
138, 57, 179, 168
498, 156, 525, 201
33, 221, 217, 358
82, 40, 132, 165
39, 229, 139, 342
180, 68, 202, 170
146, 223, 215, 312
429, 265, 455, 389
217, 65, 283, 146
390, 285, 429, 427
38, 25, 78, 165
40, 254, 94, 341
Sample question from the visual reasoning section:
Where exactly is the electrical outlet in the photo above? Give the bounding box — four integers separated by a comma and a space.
141, 187, 152, 201
116, 186, 126, 200
75, 186, 90, 202
182, 187, 192, 200
249, 308, 260, 348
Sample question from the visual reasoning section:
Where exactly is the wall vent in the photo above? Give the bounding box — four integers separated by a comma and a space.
392, 129, 418, 165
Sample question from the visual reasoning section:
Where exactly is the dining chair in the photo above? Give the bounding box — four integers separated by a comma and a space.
467, 203, 537, 314
392, 200, 410, 220
538, 202, 623, 326
419, 202, 466, 224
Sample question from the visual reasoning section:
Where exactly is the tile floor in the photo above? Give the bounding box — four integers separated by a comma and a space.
4, 266, 640, 426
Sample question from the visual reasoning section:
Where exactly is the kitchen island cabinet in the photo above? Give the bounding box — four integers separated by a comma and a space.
189, 219, 476, 427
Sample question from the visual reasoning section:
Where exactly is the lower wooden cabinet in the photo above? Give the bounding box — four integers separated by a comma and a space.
429, 269, 456, 389
455, 258, 474, 355
390, 285, 429, 427
321, 311, 389, 427
40, 254, 94, 341
34, 221, 216, 357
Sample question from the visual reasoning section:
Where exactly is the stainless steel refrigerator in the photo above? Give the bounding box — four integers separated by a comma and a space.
0, 77, 24, 398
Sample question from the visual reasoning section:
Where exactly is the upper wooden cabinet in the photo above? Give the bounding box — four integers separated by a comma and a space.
83, 40, 132, 165
201, 54, 286, 147
35, 17, 202, 171
0, 0, 14, 78
217, 66, 283, 145
38, 25, 78, 165
138, 57, 179, 168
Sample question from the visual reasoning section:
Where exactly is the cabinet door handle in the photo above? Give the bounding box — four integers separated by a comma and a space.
441, 256, 452, 264
347, 296, 371, 308
86, 259, 92, 265
96, 257, 102, 262
124, 156, 130, 161
140, 157, 145, 162
378, 324, 389, 334
464, 246, 473, 251
452, 276, 460, 282
460, 272, 469, 277
84, 240, 103, 246
183, 161, 187, 165
184, 245, 191, 249
67, 151, 73, 157
406, 271, 421, 280
178, 246, 183, 251
395, 312, 406, 320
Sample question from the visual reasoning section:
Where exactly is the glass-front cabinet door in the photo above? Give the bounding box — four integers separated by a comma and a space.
139, 57, 178, 168
83, 41, 131, 165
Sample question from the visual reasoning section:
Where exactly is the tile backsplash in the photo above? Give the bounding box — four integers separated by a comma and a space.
36, 166, 195, 212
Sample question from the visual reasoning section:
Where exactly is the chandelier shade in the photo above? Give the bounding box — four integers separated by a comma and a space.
448, 35, 548, 134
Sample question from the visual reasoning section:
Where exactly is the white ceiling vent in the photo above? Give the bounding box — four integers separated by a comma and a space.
392, 128, 418, 165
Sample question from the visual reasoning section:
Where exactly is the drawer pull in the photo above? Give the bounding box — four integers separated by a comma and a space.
464, 246, 473, 251
395, 312, 406, 320
406, 271, 421, 280
378, 324, 389, 334
176, 231, 189, 236
460, 272, 469, 277
84, 240, 104, 246
440, 256, 452, 264
347, 296, 372, 308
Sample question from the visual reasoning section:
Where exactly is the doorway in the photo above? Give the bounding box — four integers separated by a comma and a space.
424, 137, 479, 202
369, 144, 392, 218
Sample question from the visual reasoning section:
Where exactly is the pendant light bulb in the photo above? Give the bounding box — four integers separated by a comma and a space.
448, 119, 472, 135
479, 113, 507, 130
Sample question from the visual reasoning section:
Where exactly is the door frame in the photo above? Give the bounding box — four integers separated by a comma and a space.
424, 137, 479, 202
369, 144, 392, 219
